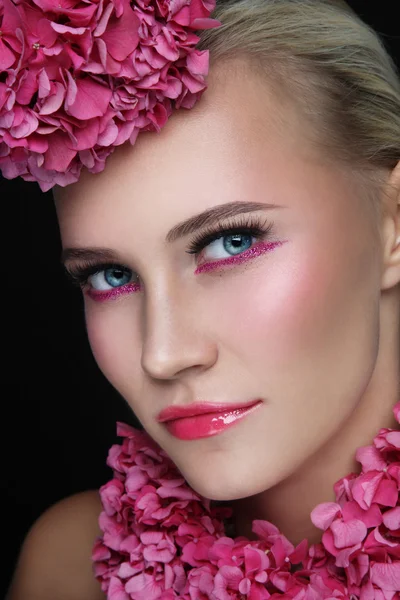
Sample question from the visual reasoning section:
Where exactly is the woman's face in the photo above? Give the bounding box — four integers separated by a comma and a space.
56, 65, 383, 500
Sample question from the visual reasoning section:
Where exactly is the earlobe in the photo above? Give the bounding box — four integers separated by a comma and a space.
381, 160, 400, 291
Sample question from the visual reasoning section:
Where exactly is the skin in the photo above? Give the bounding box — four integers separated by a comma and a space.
55, 62, 400, 545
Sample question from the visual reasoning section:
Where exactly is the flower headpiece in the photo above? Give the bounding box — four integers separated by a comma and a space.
0, 0, 220, 191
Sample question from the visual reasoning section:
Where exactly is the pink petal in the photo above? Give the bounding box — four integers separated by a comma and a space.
382, 507, 400, 531
15, 71, 38, 106
68, 118, 100, 151
50, 22, 87, 36
335, 543, 362, 568
181, 70, 207, 94
101, 1, 140, 61
342, 501, 383, 528
66, 78, 112, 120
244, 546, 270, 574
154, 30, 179, 61
40, 82, 65, 115
386, 431, 400, 449
65, 71, 78, 107
187, 49, 209, 76
217, 565, 243, 588
140, 531, 163, 545
97, 120, 119, 146
2, 0, 23, 33
356, 445, 387, 472
163, 76, 183, 99
373, 526, 398, 548
27, 135, 48, 153
36, 17, 59, 47
125, 572, 163, 600
0, 157, 27, 179
370, 562, 400, 591
108, 576, 130, 600
0, 111, 14, 128
374, 478, 398, 508
64, 45, 85, 70
311, 502, 341, 530
79, 149, 95, 169
143, 543, 175, 563
252, 520, 281, 540
289, 539, 308, 564
10, 111, 39, 138
0, 40, 16, 70
38, 70, 51, 99
43, 132, 77, 171
125, 466, 149, 494
359, 581, 376, 600
353, 473, 384, 509
93, 3, 114, 37
239, 578, 251, 595
330, 519, 368, 549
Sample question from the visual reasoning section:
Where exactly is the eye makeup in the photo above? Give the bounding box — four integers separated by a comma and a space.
86, 282, 141, 302
66, 261, 141, 302
65, 214, 284, 301
194, 240, 285, 274
185, 215, 274, 255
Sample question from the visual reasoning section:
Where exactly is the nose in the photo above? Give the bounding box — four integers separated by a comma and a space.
140, 286, 218, 381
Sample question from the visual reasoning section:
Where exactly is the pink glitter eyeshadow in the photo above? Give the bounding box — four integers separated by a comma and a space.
195, 240, 285, 275
87, 282, 141, 302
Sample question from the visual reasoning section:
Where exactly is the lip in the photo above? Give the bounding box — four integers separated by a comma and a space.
157, 400, 262, 441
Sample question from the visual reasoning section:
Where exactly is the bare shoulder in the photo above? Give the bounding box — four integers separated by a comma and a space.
7, 490, 106, 600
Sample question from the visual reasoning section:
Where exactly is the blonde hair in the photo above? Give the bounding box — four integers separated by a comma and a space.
198, 0, 400, 194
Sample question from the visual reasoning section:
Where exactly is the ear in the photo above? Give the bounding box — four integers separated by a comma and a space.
381, 160, 400, 291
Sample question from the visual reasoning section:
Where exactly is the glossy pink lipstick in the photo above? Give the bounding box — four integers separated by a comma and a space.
157, 400, 262, 441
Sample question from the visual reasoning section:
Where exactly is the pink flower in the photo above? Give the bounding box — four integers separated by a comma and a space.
0, 0, 221, 190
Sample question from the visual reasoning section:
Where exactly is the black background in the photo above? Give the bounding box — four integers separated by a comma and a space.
2, 2, 399, 597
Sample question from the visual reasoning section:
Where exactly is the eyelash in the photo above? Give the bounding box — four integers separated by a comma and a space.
186, 214, 273, 255
66, 214, 275, 288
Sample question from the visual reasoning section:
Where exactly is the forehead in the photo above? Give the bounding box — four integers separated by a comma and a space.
54, 62, 321, 243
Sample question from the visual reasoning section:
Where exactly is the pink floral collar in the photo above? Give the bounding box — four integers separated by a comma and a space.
92, 403, 400, 599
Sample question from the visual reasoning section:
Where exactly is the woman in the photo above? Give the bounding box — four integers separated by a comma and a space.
4, 0, 399, 598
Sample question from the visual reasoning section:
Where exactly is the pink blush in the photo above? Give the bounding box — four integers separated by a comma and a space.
195, 240, 286, 275
87, 282, 141, 302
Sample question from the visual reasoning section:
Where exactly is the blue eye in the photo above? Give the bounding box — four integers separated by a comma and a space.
104, 267, 131, 287
223, 234, 253, 255
201, 233, 254, 261
186, 216, 274, 257
90, 267, 133, 291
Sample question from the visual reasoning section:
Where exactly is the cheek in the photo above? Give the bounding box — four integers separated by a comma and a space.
209, 234, 379, 391
205, 248, 333, 361
85, 302, 142, 399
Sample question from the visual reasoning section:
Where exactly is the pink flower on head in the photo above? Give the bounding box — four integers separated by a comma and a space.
0, 0, 221, 190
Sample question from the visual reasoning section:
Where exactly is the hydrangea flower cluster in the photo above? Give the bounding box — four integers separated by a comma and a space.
92, 403, 400, 599
0, 0, 219, 191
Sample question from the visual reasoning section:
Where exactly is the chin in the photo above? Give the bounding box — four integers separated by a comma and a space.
177, 461, 277, 502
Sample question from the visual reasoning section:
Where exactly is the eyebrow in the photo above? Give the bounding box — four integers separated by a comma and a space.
61, 201, 284, 265
166, 201, 283, 243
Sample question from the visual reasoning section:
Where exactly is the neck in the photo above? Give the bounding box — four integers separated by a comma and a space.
232, 288, 400, 546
